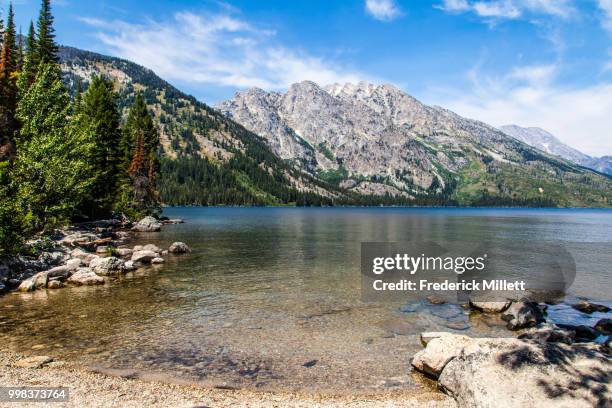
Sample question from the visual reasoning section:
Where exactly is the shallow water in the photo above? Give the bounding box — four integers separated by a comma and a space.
1, 208, 611, 392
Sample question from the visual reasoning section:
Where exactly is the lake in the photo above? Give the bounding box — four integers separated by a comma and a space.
1, 208, 611, 393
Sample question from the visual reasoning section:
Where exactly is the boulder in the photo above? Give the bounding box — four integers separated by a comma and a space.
70, 248, 98, 265
517, 323, 574, 345
89, 257, 125, 276
557, 324, 601, 342
168, 242, 191, 254
47, 280, 65, 289
67, 268, 105, 286
131, 250, 157, 264
436, 335, 611, 408
132, 216, 161, 232
571, 300, 611, 314
124, 261, 136, 271
18, 271, 50, 291
115, 248, 133, 258
65, 258, 82, 271
500, 299, 545, 330
143, 244, 162, 253
133, 245, 144, 252
470, 300, 512, 313
594, 318, 612, 335
411, 334, 473, 378
13, 356, 54, 369
18, 278, 36, 292
95, 246, 110, 254
151, 257, 165, 264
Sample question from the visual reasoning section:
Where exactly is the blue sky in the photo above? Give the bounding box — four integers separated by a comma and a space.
4, 0, 612, 155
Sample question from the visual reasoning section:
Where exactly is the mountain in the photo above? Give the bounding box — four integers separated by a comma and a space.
499, 125, 612, 176
58, 46, 612, 207
58, 46, 359, 206
218, 81, 612, 207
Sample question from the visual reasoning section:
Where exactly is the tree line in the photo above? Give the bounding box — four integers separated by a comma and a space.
0, 0, 160, 256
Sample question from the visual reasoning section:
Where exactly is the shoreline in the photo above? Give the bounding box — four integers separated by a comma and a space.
0, 350, 455, 408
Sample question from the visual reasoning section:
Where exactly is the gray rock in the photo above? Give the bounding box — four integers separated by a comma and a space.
419, 332, 454, 347
594, 318, 612, 335
70, 248, 98, 265
95, 246, 110, 254
142, 244, 162, 253
411, 334, 473, 378
65, 258, 82, 271
571, 300, 611, 314
67, 268, 104, 286
151, 257, 165, 264
469, 300, 512, 313
47, 280, 65, 289
168, 242, 191, 254
115, 248, 133, 257
89, 257, 125, 276
500, 299, 545, 330
132, 216, 161, 232
437, 335, 610, 408
131, 250, 157, 264
124, 260, 136, 271
518, 323, 575, 345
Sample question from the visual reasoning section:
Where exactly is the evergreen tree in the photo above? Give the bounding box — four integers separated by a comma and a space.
36, 0, 58, 64
15, 63, 93, 230
18, 21, 37, 90
16, 26, 23, 70
0, 161, 23, 256
118, 94, 160, 215
72, 76, 121, 219
0, 3, 18, 160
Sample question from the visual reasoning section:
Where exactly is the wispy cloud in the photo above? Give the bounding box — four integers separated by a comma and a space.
598, 0, 612, 34
365, 0, 403, 21
81, 11, 368, 92
437, 0, 574, 20
432, 62, 612, 156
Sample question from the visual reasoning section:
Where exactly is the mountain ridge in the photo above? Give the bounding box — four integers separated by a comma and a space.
58, 45, 612, 207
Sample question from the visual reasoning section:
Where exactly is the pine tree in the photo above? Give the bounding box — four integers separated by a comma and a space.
15, 63, 93, 230
0, 3, 18, 160
18, 21, 37, 90
118, 94, 160, 216
72, 76, 121, 219
16, 26, 23, 70
36, 0, 58, 64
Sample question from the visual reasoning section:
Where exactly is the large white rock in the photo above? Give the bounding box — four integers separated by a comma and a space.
411, 334, 473, 378
89, 257, 125, 276
132, 216, 161, 232
437, 336, 611, 408
67, 268, 105, 286
131, 250, 157, 264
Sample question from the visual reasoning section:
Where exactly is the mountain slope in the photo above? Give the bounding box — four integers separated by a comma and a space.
218, 81, 612, 207
500, 125, 612, 176
59, 46, 612, 207
59, 46, 358, 206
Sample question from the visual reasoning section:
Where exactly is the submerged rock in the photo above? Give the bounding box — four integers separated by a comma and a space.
411, 334, 473, 378
151, 257, 165, 264
571, 300, 611, 314
469, 300, 512, 313
168, 242, 191, 254
13, 356, 53, 369
594, 318, 612, 335
132, 216, 161, 232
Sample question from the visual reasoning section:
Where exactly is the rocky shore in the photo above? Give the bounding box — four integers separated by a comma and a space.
0, 216, 190, 295
411, 298, 611, 407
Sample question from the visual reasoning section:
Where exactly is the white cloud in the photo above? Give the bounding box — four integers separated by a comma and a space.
437, 0, 574, 20
433, 63, 612, 156
82, 11, 367, 92
365, 0, 402, 21
598, 0, 612, 33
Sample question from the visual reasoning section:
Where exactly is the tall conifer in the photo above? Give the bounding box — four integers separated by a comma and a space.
36, 0, 58, 64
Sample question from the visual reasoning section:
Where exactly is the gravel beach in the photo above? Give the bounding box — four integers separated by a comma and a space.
0, 351, 456, 408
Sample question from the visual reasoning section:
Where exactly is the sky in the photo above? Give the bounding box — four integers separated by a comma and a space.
3, 0, 612, 156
